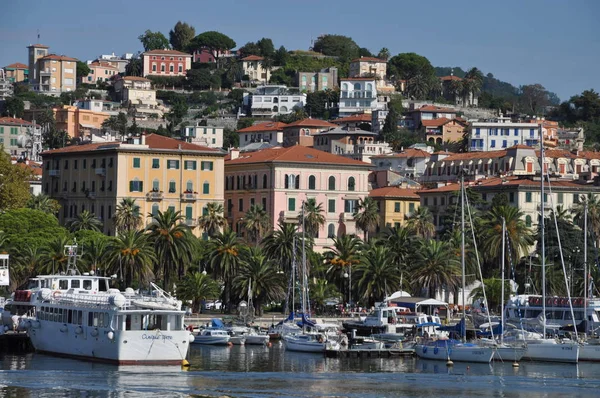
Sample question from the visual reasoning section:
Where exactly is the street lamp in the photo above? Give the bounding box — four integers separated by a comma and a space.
344, 268, 352, 311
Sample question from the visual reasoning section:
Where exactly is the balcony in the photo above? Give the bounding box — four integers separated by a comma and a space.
146, 191, 164, 201
49, 170, 60, 177
95, 168, 106, 177
184, 218, 196, 227
181, 192, 198, 201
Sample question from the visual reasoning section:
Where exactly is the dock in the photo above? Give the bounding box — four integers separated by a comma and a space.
0, 331, 34, 353
325, 348, 415, 358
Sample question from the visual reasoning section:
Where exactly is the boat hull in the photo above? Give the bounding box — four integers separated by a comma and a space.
492, 346, 526, 362
245, 335, 269, 345
229, 336, 245, 345
578, 344, 600, 361
283, 337, 326, 353
522, 341, 579, 363
415, 344, 494, 363
192, 336, 230, 345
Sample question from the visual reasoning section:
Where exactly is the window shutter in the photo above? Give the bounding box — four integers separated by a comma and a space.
193, 161, 197, 170
209, 162, 213, 171
129, 181, 134, 192
139, 181, 143, 192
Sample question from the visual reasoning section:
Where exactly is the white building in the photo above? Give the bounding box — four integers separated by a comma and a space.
469, 117, 541, 152
313, 126, 392, 163
245, 85, 306, 118
113, 76, 157, 107
240, 55, 270, 83
339, 78, 378, 117
370, 148, 432, 179
181, 123, 224, 149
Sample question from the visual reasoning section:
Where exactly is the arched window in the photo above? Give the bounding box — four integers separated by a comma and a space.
328, 176, 336, 191
186, 180, 193, 192
202, 181, 210, 194
286, 174, 299, 189
280, 106, 288, 112
348, 177, 356, 191
168, 179, 176, 193
263, 174, 268, 189
525, 215, 532, 228
354, 83, 361, 90
308, 175, 316, 190
328, 223, 335, 238
152, 179, 159, 191
273, 105, 278, 112
366, 83, 373, 91
284, 174, 289, 189
342, 83, 348, 90
152, 204, 159, 217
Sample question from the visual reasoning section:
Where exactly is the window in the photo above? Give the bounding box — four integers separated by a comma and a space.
152, 179, 159, 191
348, 177, 355, 191
152, 204, 159, 217
328, 176, 336, 190
152, 159, 160, 168
129, 179, 143, 192
525, 192, 532, 203
308, 175, 316, 190
543, 193, 548, 203
178, 65, 183, 73
185, 206, 193, 220
394, 202, 400, 212
184, 160, 197, 170
238, 198, 244, 212
203, 182, 210, 194
288, 198, 296, 211
263, 174, 268, 189
83, 159, 87, 169
201, 161, 214, 171
344, 199, 358, 213
186, 180, 193, 192
525, 215, 532, 228
152, 64, 157, 72
133, 158, 140, 168
74, 160, 78, 169
169, 65, 174, 72
167, 160, 180, 169
169, 180, 176, 193
514, 129, 519, 136
328, 199, 336, 213
502, 140, 507, 148
558, 193, 564, 204
161, 64, 165, 72
328, 224, 335, 238
64, 160, 69, 169
408, 203, 415, 214
509, 193, 515, 203
574, 194, 580, 204
490, 140, 495, 148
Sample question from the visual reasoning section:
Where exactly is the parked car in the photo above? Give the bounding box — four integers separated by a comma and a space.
204, 300, 222, 310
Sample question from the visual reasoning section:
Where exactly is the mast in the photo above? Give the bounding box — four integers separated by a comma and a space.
501, 217, 506, 344
584, 200, 588, 333
540, 126, 546, 338
292, 235, 296, 316
461, 171, 466, 343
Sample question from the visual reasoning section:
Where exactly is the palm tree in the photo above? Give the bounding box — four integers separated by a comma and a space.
40, 236, 70, 274
27, 193, 60, 215
198, 202, 226, 238
300, 198, 325, 238
354, 245, 401, 305
113, 198, 142, 234
146, 209, 194, 290
411, 240, 461, 298
469, 278, 511, 314
82, 235, 111, 273
233, 247, 286, 316
464, 67, 483, 106
243, 204, 270, 245
67, 210, 103, 233
207, 228, 244, 312
574, 193, 600, 247
405, 207, 435, 239
177, 272, 220, 313
310, 278, 341, 315
108, 230, 155, 288
325, 235, 363, 289
353, 197, 379, 241
262, 222, 305, 274
11, 245, 44, 291
480, 205, 534, 266
377, 48, 391, 61
381, 226, 414, 290
407, 73, 430, 100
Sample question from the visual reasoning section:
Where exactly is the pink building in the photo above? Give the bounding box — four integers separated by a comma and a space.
81, 61, 119, 84
141, 49, 192, 77
225, 146, 373, 250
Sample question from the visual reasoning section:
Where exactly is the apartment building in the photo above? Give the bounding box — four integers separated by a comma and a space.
142, 49, 192, 77
27, 44, 78, 94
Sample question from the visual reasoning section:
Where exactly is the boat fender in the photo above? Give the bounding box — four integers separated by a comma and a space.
39, 288, 53, 301
434, 347, 439, 355
553, 298, 559, 306
107, 331, 115, 341
60, 325, 68, 333
423, 346, 427, 354
75, 326, 83, 334
108, 294, 127, 308
188, 333, 195, 343
91, 329, 99, 337
52, 291, 61, 300
415, 337, 421, 344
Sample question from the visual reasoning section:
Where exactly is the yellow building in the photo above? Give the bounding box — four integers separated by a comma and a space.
369, 186, 420, 230
41, 134, 225, 237
53, 105, 111, 139
28, 49, 78, 93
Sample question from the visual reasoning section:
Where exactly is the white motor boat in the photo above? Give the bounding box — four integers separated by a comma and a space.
228, 331, 246, 345
283, 333, 327, 353
579, 341, 600, 361
415, 340, 495, 363
193, 329, 231, 345
243, 328, 270, 345
503, 330, 579, 363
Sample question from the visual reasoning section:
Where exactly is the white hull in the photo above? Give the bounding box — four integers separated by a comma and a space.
522, 341, 579, 363
283, 336, 326, 353
245, 335, 270, 345
192, 335, 230, 345
28, 321, 191, 364
492, 346, 526, 362
229, 336, 245, 345
415, 344, 494, 363
578, 344, 600, 361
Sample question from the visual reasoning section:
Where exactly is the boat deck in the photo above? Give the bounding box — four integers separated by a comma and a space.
325, 348, 415, 358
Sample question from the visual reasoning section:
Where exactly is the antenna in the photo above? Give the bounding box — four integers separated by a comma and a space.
37, 29, 40, 41
64, 239, 83, 276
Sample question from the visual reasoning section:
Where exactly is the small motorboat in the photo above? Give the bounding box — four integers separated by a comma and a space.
243, 328, 270, 345
193, 328, 231, 345
227, 330, 246, 345
283, 333, 327, 353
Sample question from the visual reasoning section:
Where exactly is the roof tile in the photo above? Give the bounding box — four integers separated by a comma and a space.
226, 145, 372, 167
237, 121, 288, 133
369, 186, 420, 198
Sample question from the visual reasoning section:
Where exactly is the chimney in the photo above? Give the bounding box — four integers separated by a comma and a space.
230, 148, 240, 160
140, 132, 146, 145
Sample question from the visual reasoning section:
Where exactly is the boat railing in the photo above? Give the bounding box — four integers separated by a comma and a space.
53, 293, 132, 309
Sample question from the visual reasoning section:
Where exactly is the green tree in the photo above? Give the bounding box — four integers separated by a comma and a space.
388, 53, 435, 81
222, 128, 239, 149
273, 46, 289, 66
355, 245, 401, 305
189, 31, 236, 63
169, 21, 196, 51
11, 245, 44, 291
519, 83, 551, 115
263, 222, 305, 274
40, 236, 70, 274
177, 271, 220, 313
405, 206, 435, 239
574, 193, 600, 247
463, 67, 484, 105
243, 204, 270, 245
353, 197, 379, 241
381, 107, 398, 139
325, 234, 363, 290
66, 210, 103, 233
125, 58, 142, 77
109, 230, 156, 288
411, 239, 461, 298
469, 278, 511, 314
300, 198, 325, 238
310, 278, 341, 314
312, 34, 360, 60
0, 208, 68, 251
406, 73, 431, 100
26, 193, 60, 215
198, 202, 226, 238
76, 61, 91, 82
113, 197, 142, 234
0, 151, 32, 212
138, 30, 170, 51
377, 48, 391, 61
3, 96, 25, 118
381, 226, 414, 290
207, 228, 243, 312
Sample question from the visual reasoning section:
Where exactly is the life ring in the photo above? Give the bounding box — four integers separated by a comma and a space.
553, 298, 558, 306
561, 298, 567, 306
53, 291, 61, 299
434, 347, 439, 355
423, 346, 428, 354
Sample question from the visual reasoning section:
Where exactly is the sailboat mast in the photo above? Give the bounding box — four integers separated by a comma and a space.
292, 235, 296, 316
301, 201, 307, 315
501, 217, 506, 344
461, 172, 466, 342
584, 200, 588, 331
540, 126, 546, 338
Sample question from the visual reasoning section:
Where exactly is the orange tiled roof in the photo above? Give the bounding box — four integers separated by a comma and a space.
535, 149, 581, 159
408, 105, 457, 113
331, 114, 372, 124
143, 49, 192, 56
237, 121, 288, 133
351, 57, 385, 63
579, 151, 600, 160
4, 62, 28, 69
40, 54, 78, 62
371, 148, 431, 159
89, 62, 118, 70
440, 75, 462, 81
241, 55, 264, 61
341, 77, 377, 81
422, 118, 451, 127
283, 119, 338, 128
16, 162, 42, 176
226, 145, 372, 167
0, 117, 36, 126
369, 186, 420, 199
420, 176, 592, 194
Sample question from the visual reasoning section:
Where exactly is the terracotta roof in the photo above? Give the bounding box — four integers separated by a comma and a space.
422, 118, 451, 127
340, 77, 376, 81
579, 151, 600, 160
331, 114, 372, 124
121, 76, 151, 82
143, 49, 192, 56
408, 105, 457, 113
283, 119, 338, 129
42, 134, 221, 155
16, 162, 42, 176
241, 55, 264, 61
0, 117, 36, 126
369, 186, 420, 199
27, 44, 49, 48
440, 75, 462, 81
419, 176, 593, 194
89, 62, 118, 70
237, 121, 287, 133
226, 145, 373, 167
40, 54, 78, 62
351, 57, 385, 63
371, 148, 431, 159
535, 149, 581, 159
4, 62, 28, 69
441, 149, 509, 162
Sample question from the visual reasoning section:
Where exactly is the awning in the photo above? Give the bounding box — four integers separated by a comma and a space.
79, 123, 98, 129
389, 297, 448, 310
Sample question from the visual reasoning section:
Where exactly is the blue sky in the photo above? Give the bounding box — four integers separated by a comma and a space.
2, 0, 598, 101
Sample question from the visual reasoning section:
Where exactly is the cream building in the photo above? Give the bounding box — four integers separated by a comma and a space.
27, 44, 77, 94
240, 55, 270, 83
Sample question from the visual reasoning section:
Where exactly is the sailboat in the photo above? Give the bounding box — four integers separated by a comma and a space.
415, 172, 495, 363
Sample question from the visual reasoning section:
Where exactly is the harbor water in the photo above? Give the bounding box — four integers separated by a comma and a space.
1, 343, 600, 397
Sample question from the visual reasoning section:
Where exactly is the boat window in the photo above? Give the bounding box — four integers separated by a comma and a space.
99, 280, 108, 292
59, 280, 68, 290
68, 309, 73, 323
382, 310, 388, 318
41, 280, 49, 288
104, 313, 109, 328
144, 314, 164, 330
83, 280, 92, 290
76, 310, 82, 325
71, 280, 80, 289
125, 315, 132, 330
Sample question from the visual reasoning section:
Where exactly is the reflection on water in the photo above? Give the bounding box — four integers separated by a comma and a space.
0, 344, 599, 397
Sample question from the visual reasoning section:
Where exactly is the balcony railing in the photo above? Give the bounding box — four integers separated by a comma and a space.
146, 191, 164, 201
49, 170, 60, 177
184, 218, 196, 226
180, 192, 198, 201
95, 168, 106, 177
